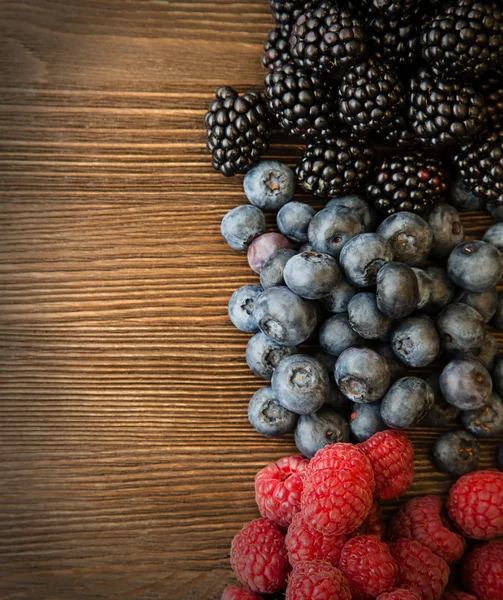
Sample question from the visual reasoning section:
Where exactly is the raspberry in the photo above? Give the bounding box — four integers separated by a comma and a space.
230, 518, 289, 594
286, 511, 347, 567
447, 469, 503, 540
301, 467, 373, 535
389, 496, 466, 564
221, 585, 262, 600
359, 431, 414, 499
463, 540, 503, 600
308, 443, 375, 493
339, 535, 398, 599
390, 539, 450, 600
285, 560, 351, 600
255, 455, 309, 528
441, 593, 478, 600
350, 499, 386, 539
377, 591, 421, 600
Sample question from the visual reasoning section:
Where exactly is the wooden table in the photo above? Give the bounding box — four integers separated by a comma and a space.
0, 2, 501, 599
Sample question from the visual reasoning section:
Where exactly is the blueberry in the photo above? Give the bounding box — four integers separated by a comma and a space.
348, 293, 393, 340
247, 232, 293, 273
492, 292, 503, 330
320, 279, 357, 313
493, 357, 503, 396
422, 373, 461, 427
243, 160, 295, 210
314, 351, 350, 408
272, 354, 330, 415
245, 332, 298, 380
447, 240, 502, 292
462, 391, 503, 438
422, 266, 455, 313
490, 204, 503, 222
295, 406, 350, 458
412, 268, 432, 310
381, 377, 435, 430
376, 262, 419, 319
248, 386, 298, 438
349, 401, 387, 442
376, 343, 408, 383
228, 284, 263, 333
327, 194, 377, 231
427, 203, 465, 260
449, 178, 485, 211
335, 347, 391, 403
299, 243, 316, 253
436, 303, 485, 355
455, 288, 498, 324
221, 205, 266, 251
483, 222, 503, 266
260, 248, 298, 288
377, 212, 433, 266
277, 201, 315, 243
314, 351, 337, 379
308, 205, 365, 259
440, 358, 492, 410
284, 251, 340, 300
319, 313, 363, 357
391, 314, 440, 367
434, 430, 481, 476
467, 330, 500, 371
339, 233, 394, 288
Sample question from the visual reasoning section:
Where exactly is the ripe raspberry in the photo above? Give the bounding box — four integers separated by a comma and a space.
359, 431, 414, 499
447, 470, 503, 540
301, 467, 373, 535
230, 518, 289, 594
389, 496, 466, 564
221, 585, 262, 600
377, 591, 421, 600
255, 455, 309, 528
441, 593, 477, 600
339, 535, 398, 599
285, 560, 351, 600
390, 538, 450, 600
463, 540, 503, 600
286, 511, 347, 567
308, 443, 375, 493
350, 499, 386, 539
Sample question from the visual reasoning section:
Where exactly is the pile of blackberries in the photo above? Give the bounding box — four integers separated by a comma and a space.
223, 159, 503, 475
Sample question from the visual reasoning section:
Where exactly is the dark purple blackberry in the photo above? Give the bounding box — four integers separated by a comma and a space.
361, 0, 421, 18
269, 0, 303, 28
263, 26, 292, 71
421, 1, 503, 81
377, 113, 415, 147
365, 16, 421, 68
337, 58, 406, 136
289, 1, 367, 76
296, 136, 375, 198
367, 153, 448, 215
454, 128, 503, 210
482, 71, 503, 130
409, 66, 487, 149
264, 62, 337, 139
204, 86, 271, 177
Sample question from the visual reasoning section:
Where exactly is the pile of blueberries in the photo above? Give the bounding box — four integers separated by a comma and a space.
224, 160, 503, 475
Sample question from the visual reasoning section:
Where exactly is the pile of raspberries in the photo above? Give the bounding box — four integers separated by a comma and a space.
222, 431, 503, 600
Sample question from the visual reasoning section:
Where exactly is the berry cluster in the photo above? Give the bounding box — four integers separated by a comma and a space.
223, 448, 503, 600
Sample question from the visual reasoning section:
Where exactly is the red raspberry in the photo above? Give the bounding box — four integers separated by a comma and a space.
308, 443, 375, 493
339, 535, 398, 599
221, 585, 262, 600
447, 470, 503, 540
301, 467, 373, 535
255, 455, 309, 528
286, 511, 347, 567
390, 538, 450, 600
230, 518, 289, 594
388, 495, 466, 564
350, 499, 386, 539
441, 593, 478, 600
463, 540, 503, 600
285, 560, 351, 600
359, 431, 414, 499
377, 591, 421, 600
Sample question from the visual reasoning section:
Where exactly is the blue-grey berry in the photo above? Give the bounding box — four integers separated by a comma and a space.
245, 332, 298, 380
483, 222, 503, 267
412, 268, 432, 310
260, 248, 297, 288
277, 201, 315, 243
319, 313, 363, 357
462, 392, 503, 438
381, 376, 435, 429
447, 240, 502, 292
221, 205, 266, 251
391, 314, 440, 367
434, 430, 480, 476
243, 160, 295, 210
228, 284, 263, 333
492, 292, 503, 330
440, 358, 492, 410
340, 233, 394, 288
349, 401, 387, 442
454, 288, 498, 323
449, 178, 484, 212
493, 356, 503, 397
320, 279, 357, 313
428, 203, 465, 260
284, 251, 340, 300
436, 303, 485, 355
466, 330, 500, 371
308, 205, 365, 258
327, 194, 377, 231
248, 386, 298, 438
335, 347, 391, 403
423, 266, 455, 313
422, 373, 461, 427
376, 262, 419, 319
377, 212, 433, 266
377, 343, 408, 383
295, 406, 350, 458
348, 293, 393, 340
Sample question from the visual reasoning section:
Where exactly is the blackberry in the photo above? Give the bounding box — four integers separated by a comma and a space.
264, 63, 337, 139
365, 16, 421, 68
263, 26, 292, 71
337, 58, 406, 136
204, 87, 271, 177
289, 1, 367, 76
482, 73, 503, 130
454, 128, 503, 209
421, 1, 503, 81
269, 0, 303, 29
377, 113, 415, 147
366, 153, 448, 215
409, 67, 487, 149
296, 136, 375, 199
361, 0, 421, 18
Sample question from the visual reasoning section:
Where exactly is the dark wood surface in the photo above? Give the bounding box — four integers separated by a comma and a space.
0, 2, 501, 599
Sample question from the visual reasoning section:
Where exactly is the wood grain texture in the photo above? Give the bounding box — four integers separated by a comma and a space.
0, 2, 501, 599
